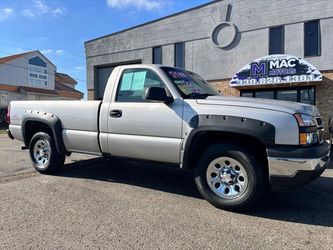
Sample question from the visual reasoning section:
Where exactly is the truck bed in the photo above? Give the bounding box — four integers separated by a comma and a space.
9, 100, 102, 154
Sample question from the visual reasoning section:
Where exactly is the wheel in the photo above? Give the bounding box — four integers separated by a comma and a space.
195, 143, 265, 211
29, 132, 65, 174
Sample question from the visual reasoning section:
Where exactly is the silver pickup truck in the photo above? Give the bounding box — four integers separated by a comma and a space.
7, 64, 331, 211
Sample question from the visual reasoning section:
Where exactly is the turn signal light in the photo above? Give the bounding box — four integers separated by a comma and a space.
299, 133, 307, 145
299, 132, 319, 145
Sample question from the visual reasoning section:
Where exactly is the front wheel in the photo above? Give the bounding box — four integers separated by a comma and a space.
195, 144, 265, 211
29, 132, 65, 174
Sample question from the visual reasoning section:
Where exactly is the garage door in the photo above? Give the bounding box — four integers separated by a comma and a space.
96, 61, 141, 100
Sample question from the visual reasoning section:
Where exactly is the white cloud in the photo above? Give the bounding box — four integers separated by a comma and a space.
22, 9, 35, 18
106, 0, 167, 10
22, 0, 67, 18
55, 49, 64, 55
51, 8, 65, 17
74, 66, 85, 71
41, 49, 65, 55
33, 0, 49, 14
0, 8, 14, 21
41, 49, 53, 54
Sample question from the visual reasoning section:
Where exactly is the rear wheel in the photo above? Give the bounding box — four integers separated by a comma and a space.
195, 144, 265, 211
29, 132, 65, 174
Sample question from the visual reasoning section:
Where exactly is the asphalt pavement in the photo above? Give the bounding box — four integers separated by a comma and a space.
1, 134, 333, 249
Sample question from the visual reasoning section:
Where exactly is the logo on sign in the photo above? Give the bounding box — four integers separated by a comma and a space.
231, 55, 322, 87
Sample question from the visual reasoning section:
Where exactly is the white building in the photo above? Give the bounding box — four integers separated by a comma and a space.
0, 50, 83, 121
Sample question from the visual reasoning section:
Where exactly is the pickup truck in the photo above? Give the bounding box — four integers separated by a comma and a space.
7, 64, 331, 211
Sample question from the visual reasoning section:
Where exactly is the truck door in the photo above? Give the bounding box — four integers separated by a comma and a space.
106, 68, 183, 164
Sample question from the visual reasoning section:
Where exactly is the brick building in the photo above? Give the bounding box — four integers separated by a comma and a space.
84, 0, 333, 131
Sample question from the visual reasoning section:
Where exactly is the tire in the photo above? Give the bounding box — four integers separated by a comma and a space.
195, 143, 265, 211
29, 132, 65, 174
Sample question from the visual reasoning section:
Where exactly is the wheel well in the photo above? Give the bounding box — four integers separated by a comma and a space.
185, 131, 269, 178
24, 121, 53, 146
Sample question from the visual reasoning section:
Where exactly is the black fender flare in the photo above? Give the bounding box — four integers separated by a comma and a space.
21, 111, 65, 155
182, 115, 276, 169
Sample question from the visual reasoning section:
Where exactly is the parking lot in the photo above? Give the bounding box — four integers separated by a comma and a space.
1, 134, 333, 249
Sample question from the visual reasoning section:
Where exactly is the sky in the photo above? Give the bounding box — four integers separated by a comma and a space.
0, 0, 211, 98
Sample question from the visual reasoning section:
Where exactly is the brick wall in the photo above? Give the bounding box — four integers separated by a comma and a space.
208, 79, 239, 97
315, 71, 333, 137
87, 90, 94, 100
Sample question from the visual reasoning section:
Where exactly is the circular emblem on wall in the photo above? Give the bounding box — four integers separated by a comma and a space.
211, 22, 237, 49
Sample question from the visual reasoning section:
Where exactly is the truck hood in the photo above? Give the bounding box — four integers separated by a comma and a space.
196, 96, 320, 116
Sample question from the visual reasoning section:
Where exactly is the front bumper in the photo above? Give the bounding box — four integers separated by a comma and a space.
268, 141, 331, 191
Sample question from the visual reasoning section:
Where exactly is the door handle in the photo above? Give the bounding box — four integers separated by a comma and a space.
110, 109, 122, 118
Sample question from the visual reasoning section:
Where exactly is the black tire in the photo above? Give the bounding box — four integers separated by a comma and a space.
29, 132, 65, 174
195, 143, 265, 211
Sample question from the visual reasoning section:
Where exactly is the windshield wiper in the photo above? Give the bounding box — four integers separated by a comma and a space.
185, 93, 214, 99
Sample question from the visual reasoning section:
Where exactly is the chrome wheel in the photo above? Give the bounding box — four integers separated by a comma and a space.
206, 157, 248, 199
33, 139, 50, 169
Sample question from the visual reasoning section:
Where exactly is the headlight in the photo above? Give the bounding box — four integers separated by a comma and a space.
294, 113, 319, 145
294, 113, 316, 127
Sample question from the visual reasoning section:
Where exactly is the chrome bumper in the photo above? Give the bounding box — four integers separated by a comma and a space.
268, 153, 330, 177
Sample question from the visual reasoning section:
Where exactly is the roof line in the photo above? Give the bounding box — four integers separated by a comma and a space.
0, 51, 35, 64
34, 50, 57, 68
0, 50, 57, 68
56, 81, 83, 94
84, 0, 223, 44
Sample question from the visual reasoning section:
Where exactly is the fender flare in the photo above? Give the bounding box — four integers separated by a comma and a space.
21, 111, 65, 155
182, 115, 276, 169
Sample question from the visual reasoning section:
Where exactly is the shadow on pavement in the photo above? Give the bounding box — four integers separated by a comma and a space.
60, 157, 201, 199
58, 157, 333, 227
246, 176, 333, 227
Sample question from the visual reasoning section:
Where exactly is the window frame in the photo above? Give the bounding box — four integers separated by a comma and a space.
28, 63, 48, 87
115, 68, 168, 103
269, 25, 285, 55
304, 20, 321, 57
240, 86, 316, 105
152, 46, 162, 64
174, 42, 185, 69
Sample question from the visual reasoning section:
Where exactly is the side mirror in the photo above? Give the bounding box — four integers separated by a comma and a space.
145, 87, 173, 103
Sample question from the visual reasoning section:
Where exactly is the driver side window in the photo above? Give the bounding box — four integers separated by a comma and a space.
116, 68, 165, 102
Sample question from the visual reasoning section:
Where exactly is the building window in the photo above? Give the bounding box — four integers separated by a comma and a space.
300, 88, 315, 104
277, 89, 297, 102
174, 42, 185, 69
28, 56, 48, 86
153, 46, 162, 64
304, 20, 321, 57
255, 90, 274, 99
29, 56, 47, 67
269, 26, 284, 55
241, 87, 315, 105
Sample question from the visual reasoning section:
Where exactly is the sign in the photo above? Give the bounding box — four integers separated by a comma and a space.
230, 54, 322, 87
120, 71, 147, 91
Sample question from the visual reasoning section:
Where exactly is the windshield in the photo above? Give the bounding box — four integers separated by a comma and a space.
161, 67, 220, 99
